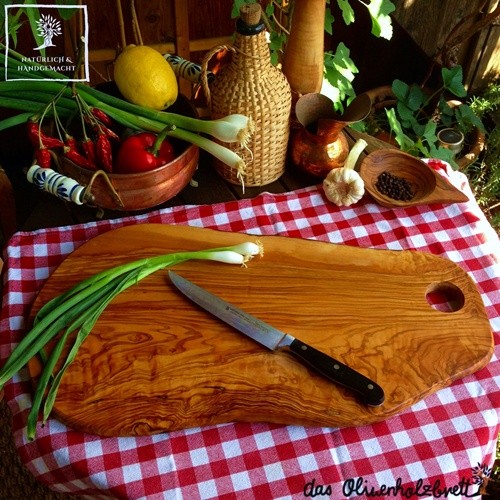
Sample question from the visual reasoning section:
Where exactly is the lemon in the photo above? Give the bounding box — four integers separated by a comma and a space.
114, 45, 178, 110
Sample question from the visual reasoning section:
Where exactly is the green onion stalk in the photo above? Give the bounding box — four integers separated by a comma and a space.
0, 241, 263, 440
0, 46, 252, 173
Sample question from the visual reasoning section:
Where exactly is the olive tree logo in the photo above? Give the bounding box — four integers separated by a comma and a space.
4, 4, 89, 82
34, 13, 62, 51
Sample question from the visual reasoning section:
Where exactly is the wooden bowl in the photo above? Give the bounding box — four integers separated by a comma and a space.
359, 150, 469, 208
58, 95, 199, 211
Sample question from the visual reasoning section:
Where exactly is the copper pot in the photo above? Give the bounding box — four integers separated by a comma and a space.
58, 94, 199, 211
59, 142, 199, 211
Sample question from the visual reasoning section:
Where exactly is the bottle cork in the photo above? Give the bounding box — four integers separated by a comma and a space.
240, 3, 262, 26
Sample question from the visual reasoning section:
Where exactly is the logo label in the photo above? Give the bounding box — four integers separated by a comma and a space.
34, 12, 62, 51
4, 4, 89, 82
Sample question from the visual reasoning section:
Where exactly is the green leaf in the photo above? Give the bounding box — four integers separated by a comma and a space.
412, 139, 431, 157
264, 2, 274, 18
6, 18, 23, 47
420, 123, 458, 168
392, 79, 409, 102
411, 120, 426, 138
432, 146, 458, 169
365, 0, 395, 40
442, 66, 467, 98
268, 31, 286, 66
348, 121, 367, 133
55, 0, 79, 21
337, 0, 355, 25
455, 103, 485, 132
406, 85, 426, 111
386, 107, 414, 150
325, 7, 335, 35
323, 42, 358, 112
396, 101, 414, 122
392, 80, 425, 112
1, 2, 22, 45
21, 1, 45, 55
422, 120, 437, 145
438, 97, 455, 118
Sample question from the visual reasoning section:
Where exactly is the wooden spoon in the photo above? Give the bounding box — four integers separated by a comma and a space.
359, 150, 469, 208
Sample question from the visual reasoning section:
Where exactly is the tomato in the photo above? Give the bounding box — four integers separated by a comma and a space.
114, 132, 176, 174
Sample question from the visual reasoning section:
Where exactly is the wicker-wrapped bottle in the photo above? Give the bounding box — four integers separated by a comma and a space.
201, 4, 292, 187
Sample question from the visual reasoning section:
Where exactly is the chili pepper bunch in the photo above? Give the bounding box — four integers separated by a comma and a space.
27, 96, 119, 173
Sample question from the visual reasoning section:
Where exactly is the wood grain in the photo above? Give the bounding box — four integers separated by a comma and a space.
27, 225, 493, 436
360, 149, 469, 208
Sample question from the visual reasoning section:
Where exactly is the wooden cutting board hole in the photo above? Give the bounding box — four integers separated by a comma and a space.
426, 281, 465, 313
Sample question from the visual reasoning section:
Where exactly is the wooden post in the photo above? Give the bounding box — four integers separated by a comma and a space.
173, 0, 192, 97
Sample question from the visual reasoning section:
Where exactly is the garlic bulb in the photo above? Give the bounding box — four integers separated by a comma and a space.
323, 168, 365, 206
323, 138, 368, 207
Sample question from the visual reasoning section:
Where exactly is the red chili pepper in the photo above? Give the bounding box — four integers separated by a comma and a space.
27, 121, 64, 149
65, 134, 78, 150
81, 138, 97, 166
90, 107, 114, 127
64, 148, 95, 170
35, 147, 52, 168
98, 124, 119, 142
95, 134, 113, 173
114, 132, 175, 174
84, 114, 119, 142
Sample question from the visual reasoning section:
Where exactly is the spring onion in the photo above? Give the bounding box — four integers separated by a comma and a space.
0, 241, 263, 439
0, 46, 253, 173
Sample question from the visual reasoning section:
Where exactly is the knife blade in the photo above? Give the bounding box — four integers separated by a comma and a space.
168, 271, 385, 407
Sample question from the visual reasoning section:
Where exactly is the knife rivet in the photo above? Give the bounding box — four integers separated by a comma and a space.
367, 384, 374, 390
333, 364, 340, 370
301, 345, 307, 351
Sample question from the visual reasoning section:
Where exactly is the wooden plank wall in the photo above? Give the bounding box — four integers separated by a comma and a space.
391, 0, 500, 91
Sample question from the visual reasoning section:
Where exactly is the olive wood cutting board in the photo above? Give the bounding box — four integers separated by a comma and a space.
27, 224, 493, 437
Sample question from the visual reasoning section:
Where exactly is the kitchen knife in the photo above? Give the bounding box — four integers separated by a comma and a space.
168, 271, 385, 407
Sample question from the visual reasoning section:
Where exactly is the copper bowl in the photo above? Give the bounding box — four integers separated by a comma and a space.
359, 149, 468, 208
58, 95, 199, 211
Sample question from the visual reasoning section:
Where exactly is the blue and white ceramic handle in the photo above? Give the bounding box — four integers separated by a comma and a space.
164, 54, 215, 84
27, 165, 86, 205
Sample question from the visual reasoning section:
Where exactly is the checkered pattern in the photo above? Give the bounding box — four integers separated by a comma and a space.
1, 166, 499, 499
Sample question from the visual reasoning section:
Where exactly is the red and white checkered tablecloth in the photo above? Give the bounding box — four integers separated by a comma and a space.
1, 165, 500, 499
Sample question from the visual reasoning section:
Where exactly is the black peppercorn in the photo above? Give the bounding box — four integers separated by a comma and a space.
375, 171, 415, 201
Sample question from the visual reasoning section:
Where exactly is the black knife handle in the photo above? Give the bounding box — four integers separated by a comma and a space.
289, 339, 385, 407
